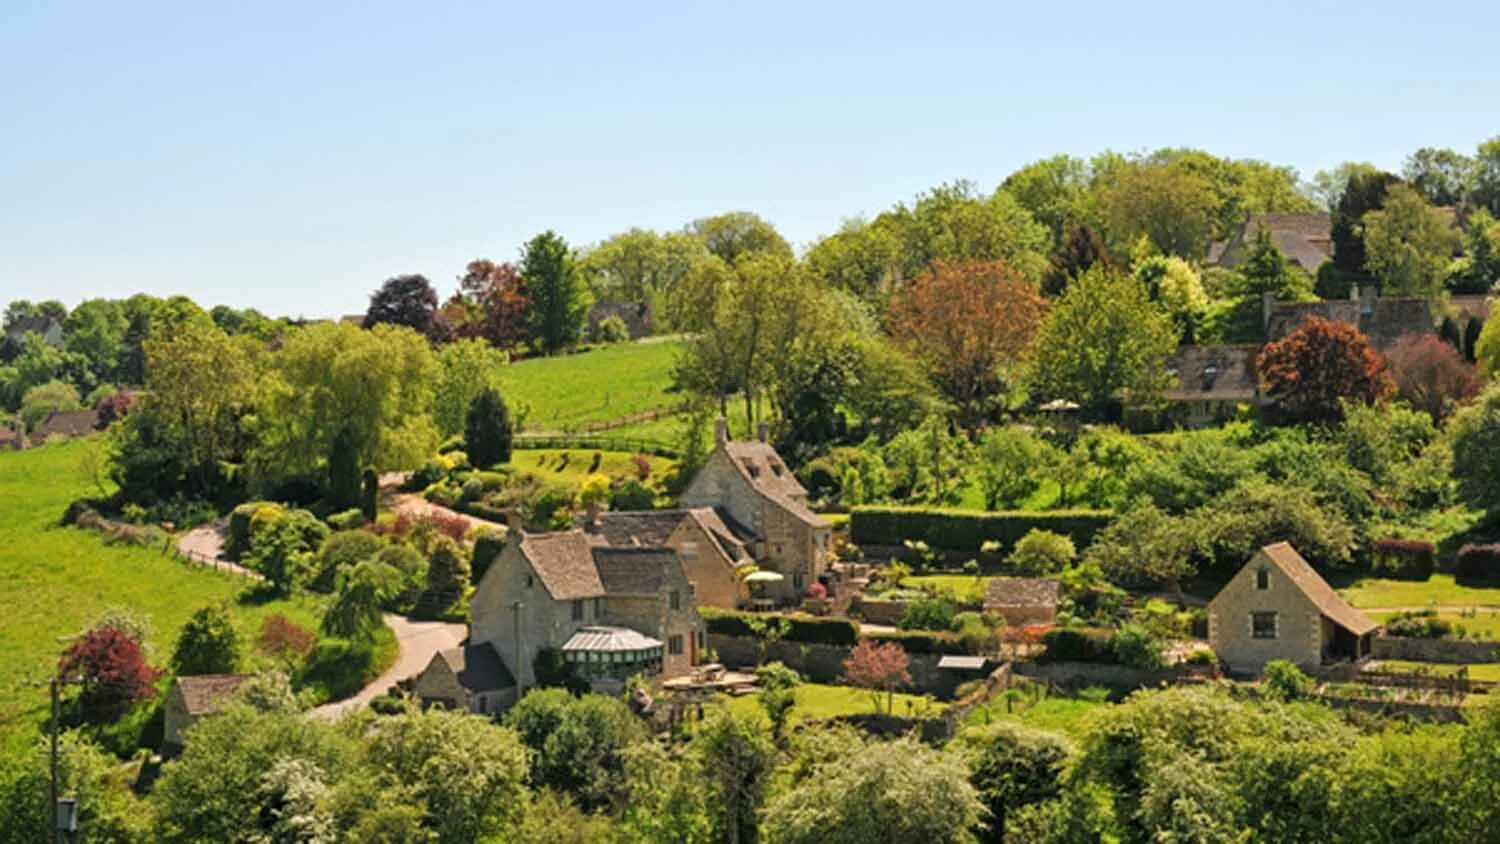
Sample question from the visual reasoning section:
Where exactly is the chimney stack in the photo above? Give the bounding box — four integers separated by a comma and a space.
756, 422, 769, 443
1261, 292, 1277, 335
714, 416, 729, 445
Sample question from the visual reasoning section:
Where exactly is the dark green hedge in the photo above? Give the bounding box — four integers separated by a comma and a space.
850, 506, 1113, 553
700, 608, 859, 646
1038, 627, 1116, 663
864, 629, 970, 655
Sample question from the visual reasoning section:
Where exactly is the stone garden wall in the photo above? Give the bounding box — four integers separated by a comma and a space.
1372, 636, 1500, 664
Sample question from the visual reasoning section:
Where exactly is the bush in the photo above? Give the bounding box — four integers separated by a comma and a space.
226, 500, 277, 558
1185, 647, 1217, 666
610, 478, 655, 511
863, 629, 970, 655
1108, 624, 1163, 670
1457, 543, 1500, 580
898, 594, 958, 631
1263, 659, 1313, 700
591, 314, 630, 344
315, 529, 386, 591
850, 506, 1113, 554
408, 458, 450, 491
327, 508, 366, 531
1383, 609, 1456, 639
1038, 628, 1114, 663
699, 608, 859, 646
1006, 529, 1077, 575
953, 612, 999, 655
1371, 538, 1437, 579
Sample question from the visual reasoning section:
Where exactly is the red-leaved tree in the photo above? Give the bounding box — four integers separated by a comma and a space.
258, 613, 317, 671
1257, 316, 1394, 425
889, 260, 1047, 426
842, 640, 912, 715
1386, 332, 1481, 422
58, 627, 159, 721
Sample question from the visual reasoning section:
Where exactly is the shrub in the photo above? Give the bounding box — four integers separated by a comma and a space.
1383, 609, 1455, 639
59, 627, 159, 722
327, 508, 366, 531
257, 613, 316, 668
851, 507, 1112, 554
898, 594, 957, 631
226, 500, 277, 558
610, 478, 655, 511
1263, 659, 1313, 700
805, 582, 828, 601
1185, 647, 1217, 666
408, 458, 450, 491
953, 612, 999, 655
1006, 529, 1077, 575
315, 529, 386, 591
1108, 624, 1163, 670
631, 453, 652, 480
699, 608, 859, 646
171, 604, 240, 675
1371, 538, 1437, 579
1457, 543, 1500, 580
1038, 628, 1114, 663
591, 314, 630, 344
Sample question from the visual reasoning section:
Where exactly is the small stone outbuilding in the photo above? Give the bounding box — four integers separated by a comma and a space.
1208, 542, 1379, 676
163, 674, 252, 750
983, 578, 1060, 627
411, 641, 516, 716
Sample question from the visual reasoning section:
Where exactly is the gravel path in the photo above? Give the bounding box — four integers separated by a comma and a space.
310, 614, 467, 720
176, 519, 263, 580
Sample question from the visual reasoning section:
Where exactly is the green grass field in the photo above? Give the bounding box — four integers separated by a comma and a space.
1368, 609, 1500, 640
0, 439, 329, 759
1335, 574, 1500, 610
961, 685, 1110, 736
725, 681, 947, 726
904, 574, 995, 605
1374, 661, 1500, 681
508, 448, 678, 489
501, 339, 685, 434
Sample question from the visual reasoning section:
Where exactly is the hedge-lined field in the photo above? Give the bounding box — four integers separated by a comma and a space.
725, 682, 947, 726
850, 506, 1114, 553
0, 439, 326, 761
501, 338, 685, 433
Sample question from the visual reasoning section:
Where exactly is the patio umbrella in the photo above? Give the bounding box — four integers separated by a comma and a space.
743, 570, 785, 584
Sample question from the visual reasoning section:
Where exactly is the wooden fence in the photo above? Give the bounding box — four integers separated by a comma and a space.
513, 433, 679, 457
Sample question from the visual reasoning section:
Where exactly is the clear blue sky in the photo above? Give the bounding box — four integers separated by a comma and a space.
2, 1, 1497, 317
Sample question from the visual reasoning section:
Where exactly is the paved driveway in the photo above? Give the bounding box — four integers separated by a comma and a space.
310, 614, 467, 720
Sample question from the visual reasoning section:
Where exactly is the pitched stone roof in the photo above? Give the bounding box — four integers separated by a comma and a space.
34, 409, 98, 439
591, 546, 682, 596
1266, 296, 1433, 351
1165, 345, 1260, 402
1257, 542, 1379, 636
1213, 213, 1333, 270
720, 439, 828, 529
174, 674, 253, 716
586, 508, 749, 561
521, 531, 605, 600
983, 578, 1061, 610
437, 642, 515, 693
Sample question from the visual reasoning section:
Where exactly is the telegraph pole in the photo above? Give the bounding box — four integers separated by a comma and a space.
25, 674, 82, 843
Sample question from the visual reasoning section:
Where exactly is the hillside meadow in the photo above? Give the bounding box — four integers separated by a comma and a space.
500, 337, 684, 434
0, 438, 324, 761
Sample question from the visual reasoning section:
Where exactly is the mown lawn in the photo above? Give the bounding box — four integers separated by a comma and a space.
1335, 574, 1500, 610
0, 439, 328, 760
904, 574, 994, 605
1375, 661, 1500, 682
961, 685, 1111, 737
725, 681, 947, 725
501, 338, 685, 433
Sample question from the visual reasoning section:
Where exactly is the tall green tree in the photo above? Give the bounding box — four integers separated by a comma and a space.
1026, 268, 1178, 419
171, 604, 241, 675
433, 338, 507, 438
580, 227, 710, 304
327, 425, 361, 510
696, 709, 774, 844
465, 386, 513, 469
521, 231, 590, 354
63, 298, 127, 385
1403, 146, 1474, 206
1361, 183, 1460, 300
1093, 160, 1217, 258
1041, 221, 1110, 297
1002, 154, 1090, 247
687, 211, 792, 263
1471, 135, 1500, 215
1331, 168, 1400, 279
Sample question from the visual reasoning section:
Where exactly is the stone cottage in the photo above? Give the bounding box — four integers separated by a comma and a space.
1208, 542, 1379, 675
410, 641, 516, 715
162, 674, 251, 750
1206, 213, 1333, 272
1162, 344, 1261, 428
581, 507, 753, 609
677, 421, 831, 603
446, 530, 703, 707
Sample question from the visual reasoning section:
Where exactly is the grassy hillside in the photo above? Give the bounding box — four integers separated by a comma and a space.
501, 338, 685, 434
0, 439, 323, 760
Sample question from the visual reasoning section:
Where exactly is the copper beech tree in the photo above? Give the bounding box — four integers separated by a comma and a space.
889, 259, 1046, 425
1386, 332, 1481, 422
1257, 316, 1394, 425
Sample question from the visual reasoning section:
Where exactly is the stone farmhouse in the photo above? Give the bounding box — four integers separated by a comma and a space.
581, 507, 753, 609
1208, 542, 1379, 676
677, 420, 832, 603
416, 530, 703, 713
163, 674, 251, 750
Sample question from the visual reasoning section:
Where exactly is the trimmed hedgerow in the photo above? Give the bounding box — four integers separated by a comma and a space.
1370, 538, 1437, 579
699, 608, 859, 646
1037, 627, 1115, 663
850, 506, 1112, 553
864, 628, 970, 655
1457, 544, 1500, 581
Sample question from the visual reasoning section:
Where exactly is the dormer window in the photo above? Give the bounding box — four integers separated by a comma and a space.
769, 461, 784, 477
742, 459, 761, 478
1256, 568, 1270, 590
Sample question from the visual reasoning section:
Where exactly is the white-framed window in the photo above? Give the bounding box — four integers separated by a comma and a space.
669, 590, 681, 610
1251, 611, 1278, 639
793, 573, 804, 590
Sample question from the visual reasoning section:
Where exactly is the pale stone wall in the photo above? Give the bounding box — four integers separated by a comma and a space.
162, 685, 192, 748
412, 658, 466, 709
471, 541, 605, 691
668, 518, 743, 609
1372, 636, 1500, 664
1209, 553, 1323, 674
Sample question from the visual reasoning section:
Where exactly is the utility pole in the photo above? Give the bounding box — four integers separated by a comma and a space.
25, 675, 82, 843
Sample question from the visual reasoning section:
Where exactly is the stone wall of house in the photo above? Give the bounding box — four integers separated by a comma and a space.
1013, 660, 1188, 688
1209, 554, 1323, 674
472, 541, 600, 691
1372, 636, 1500, 664
602, 585, 703, 680
669, 518, 742, 610
991, 606, 1057, 627
162, 686, 192, 749
412, 659, 466, 710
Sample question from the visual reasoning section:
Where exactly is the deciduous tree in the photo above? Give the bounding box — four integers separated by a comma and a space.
1256, 316, 1393, 425
1450, 384, 1500, 513
171, 604, 240, 675
580, 227, 710, 304
59, 627, 159, 721
1361, 183, 1460, 300
688, 211, 792, 263
1041, 221, 1110, 297
1094, 160, 1217, 258
889, 260, 1047, 424
1403, 146, 1474, 206
465, 386, 513, 468
1386, 333, 1480, 421
521, 231, 590, 354
364, 274, 438, 335
842, 640, 911, 715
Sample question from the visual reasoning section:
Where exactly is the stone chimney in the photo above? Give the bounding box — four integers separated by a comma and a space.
504, 508, 525, 539
756, 421, 769, 443
1349, 283, 1361, 301
714, 416, 729, 445
1260, 292, 1277, 335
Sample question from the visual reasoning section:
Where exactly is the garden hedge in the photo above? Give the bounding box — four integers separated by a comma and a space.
864, 629, 970, 655
700, 608, 859, 646
1037, 627, 1116, 663
1457, 544, 1500, 581
850, 506, 1113, 553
